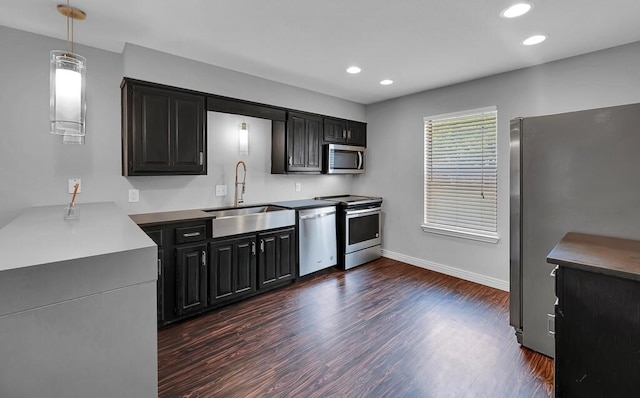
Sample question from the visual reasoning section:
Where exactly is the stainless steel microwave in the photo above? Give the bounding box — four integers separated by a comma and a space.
324, 144, 365, 174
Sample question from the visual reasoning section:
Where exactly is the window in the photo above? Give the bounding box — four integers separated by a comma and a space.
423, 106, 498, 243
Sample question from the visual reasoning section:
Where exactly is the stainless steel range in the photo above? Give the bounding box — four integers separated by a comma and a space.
315, 195, 383, 270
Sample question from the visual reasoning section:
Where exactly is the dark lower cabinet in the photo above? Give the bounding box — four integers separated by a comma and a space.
209, 235, 257, 305
175, 244, 207, 316
258, 228, 295, 289
140, 220, 296, 327
547, 233, 640, 398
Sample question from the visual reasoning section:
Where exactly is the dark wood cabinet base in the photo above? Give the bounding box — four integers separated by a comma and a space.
143, 221, 296, 327
548, 232, 640, 397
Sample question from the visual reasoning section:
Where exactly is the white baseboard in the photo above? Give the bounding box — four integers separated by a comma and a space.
381, 249, 510, 292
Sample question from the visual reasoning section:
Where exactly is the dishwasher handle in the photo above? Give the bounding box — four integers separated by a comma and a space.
299, 211, 336, 220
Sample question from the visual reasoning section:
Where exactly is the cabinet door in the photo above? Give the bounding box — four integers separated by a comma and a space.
287, 112, 322, 172
123, 79, 206, 176
209, 236, 256, 305
171, 93, 205, 173
259, 234, 278, 287
258, 228, 295, 289
175, 244, 207, 316
347, 121, 367, 147
132, 85, 172, 173
235, 238, 257, 294
323, 118, 347, 144
306, 116, 322, 171
287, 113, 308, 171
209, 241, 234, 302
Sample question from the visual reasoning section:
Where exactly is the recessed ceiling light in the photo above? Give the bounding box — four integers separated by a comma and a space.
523, 34, 547, 46
346, 66, 361, 74
500, 2, 533, 18
380, 79, 394, 85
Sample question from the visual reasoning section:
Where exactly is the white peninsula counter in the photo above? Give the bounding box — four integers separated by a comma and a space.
0, 202, 158, 398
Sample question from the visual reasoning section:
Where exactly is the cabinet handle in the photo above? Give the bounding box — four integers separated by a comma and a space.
199, 152, 204, 166
260, 239, 264, 252
347, 130, 352, 140
251, 241, 256, 255
550, 266, 558, 278
201, 250, 206, 267
183, 232, 201, 238
342, 129, 347, 139
288, 156, 293, 166
157, 259, 162, 276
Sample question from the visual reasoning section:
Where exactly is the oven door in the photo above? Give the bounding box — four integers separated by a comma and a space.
344, 207, 381, 253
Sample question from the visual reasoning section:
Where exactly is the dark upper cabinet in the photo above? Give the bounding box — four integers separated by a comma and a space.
175, 243, 208, 316
323, 117, 367, 147
121, 78, 206, 176
208, 235, 257, 305
258, 228, 295, 289
347, 121, 367, 147
272, 112, 322, 173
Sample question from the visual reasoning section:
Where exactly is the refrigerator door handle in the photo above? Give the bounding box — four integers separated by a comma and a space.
509, 117, 524, 343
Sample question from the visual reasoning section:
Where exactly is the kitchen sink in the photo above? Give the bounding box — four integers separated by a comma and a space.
204, 205, 295, 238
205, 205, 284, 218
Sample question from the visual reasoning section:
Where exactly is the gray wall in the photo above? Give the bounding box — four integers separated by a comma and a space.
0, 27, 123, 228
0, 27, 365, 227
357, 41, 640, 290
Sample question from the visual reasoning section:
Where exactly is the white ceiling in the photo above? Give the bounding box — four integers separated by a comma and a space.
2, 1, 640, 104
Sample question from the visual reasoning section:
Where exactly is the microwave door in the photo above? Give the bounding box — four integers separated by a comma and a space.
333, 150, 360, 170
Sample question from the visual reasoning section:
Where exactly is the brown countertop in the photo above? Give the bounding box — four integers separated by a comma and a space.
129, 209, 213, 227
547, 232, 640, 281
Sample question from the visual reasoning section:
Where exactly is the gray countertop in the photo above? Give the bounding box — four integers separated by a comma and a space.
0, 202, 156, 273
130, 199, 338, 227
271, 199, 337, 210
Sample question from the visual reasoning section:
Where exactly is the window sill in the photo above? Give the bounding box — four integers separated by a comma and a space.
421, 224, 500, 244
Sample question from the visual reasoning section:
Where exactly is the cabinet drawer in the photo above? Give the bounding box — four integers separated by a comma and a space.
175, 224, 207, 244
144, 228, 163, 247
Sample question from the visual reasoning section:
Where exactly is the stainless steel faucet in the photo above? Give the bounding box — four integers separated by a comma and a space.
234, 161, 247, 207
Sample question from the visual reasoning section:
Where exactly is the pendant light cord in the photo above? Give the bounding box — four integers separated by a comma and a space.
65, 0, 74, 54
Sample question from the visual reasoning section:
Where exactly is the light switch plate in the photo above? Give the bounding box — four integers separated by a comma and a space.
68, 179, 81, 194
128, 189, 140, 203
216, 185, 227, 196
295, 183, 302, 192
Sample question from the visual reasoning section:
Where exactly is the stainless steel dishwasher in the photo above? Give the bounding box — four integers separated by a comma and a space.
298, 206, 337, 276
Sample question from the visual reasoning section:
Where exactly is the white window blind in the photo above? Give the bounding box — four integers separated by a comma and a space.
423, 107, 498, 243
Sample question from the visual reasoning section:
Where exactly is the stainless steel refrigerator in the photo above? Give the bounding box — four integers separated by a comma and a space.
509, 103, 640, 357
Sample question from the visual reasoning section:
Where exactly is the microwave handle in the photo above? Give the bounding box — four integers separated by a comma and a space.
357, 151, 363, 169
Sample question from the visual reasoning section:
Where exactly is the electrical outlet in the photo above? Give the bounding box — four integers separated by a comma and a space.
128, 189, 140, 203
68, 179, 81, 194
295, 183, 302, 192
215, 185, 227, 196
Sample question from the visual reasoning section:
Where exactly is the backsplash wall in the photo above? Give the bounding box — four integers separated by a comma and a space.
125, 112, 353, 213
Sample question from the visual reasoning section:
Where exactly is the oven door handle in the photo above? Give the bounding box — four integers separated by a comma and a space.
345, 208, 381, 216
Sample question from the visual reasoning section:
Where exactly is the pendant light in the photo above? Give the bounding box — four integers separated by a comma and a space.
50, 1, 87, 144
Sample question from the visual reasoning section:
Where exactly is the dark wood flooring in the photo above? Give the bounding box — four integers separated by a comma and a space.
158, 258, 553, 397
